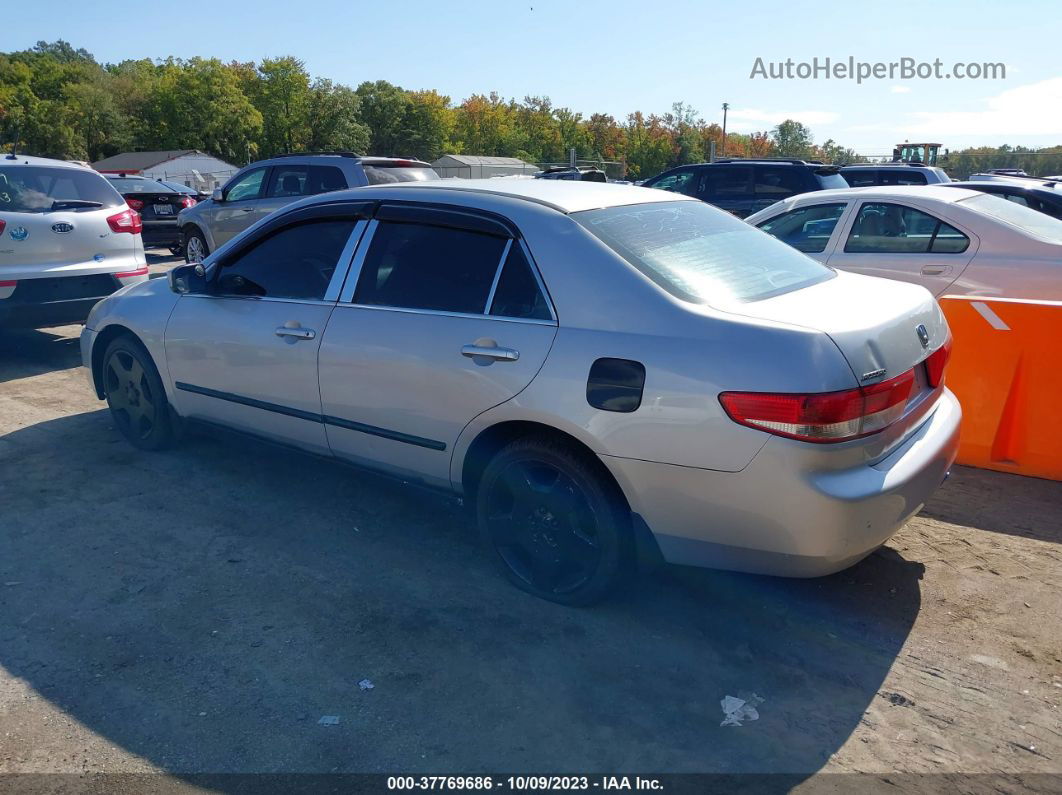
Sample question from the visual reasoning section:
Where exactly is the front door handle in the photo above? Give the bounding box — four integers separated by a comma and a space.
241, 206, 255, 213
275, 326, 316, 340
461, 344, 520, 362
921, 265, 950, 275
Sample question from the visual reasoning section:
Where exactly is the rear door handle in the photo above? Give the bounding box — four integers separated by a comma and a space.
275, 327, 316, 340
921, 265, 950, 275
461, 344, 519, 362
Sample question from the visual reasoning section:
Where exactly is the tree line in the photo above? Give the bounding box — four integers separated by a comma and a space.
5, 41, 1058, 179
0, 40, 870, 178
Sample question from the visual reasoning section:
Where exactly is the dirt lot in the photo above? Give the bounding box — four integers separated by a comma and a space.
0, 271, 1059, 790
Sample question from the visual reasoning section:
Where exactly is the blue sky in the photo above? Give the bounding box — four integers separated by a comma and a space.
4, 0, 1060, 153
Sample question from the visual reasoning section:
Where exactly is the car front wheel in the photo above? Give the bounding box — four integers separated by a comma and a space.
102, 336, 176, 451
183, 228, 209, 264
476, 437, 633, 606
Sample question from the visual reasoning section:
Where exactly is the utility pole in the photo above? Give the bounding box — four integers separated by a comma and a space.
721, 102, 729, 157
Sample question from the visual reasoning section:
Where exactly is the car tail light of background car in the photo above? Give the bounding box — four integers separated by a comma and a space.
719, 370, 918, 443
126, 198, 144, 211
107, 209, 143, 235
0, 219, 5, 236
180, 196, 196, 208
113, 267, 149, 280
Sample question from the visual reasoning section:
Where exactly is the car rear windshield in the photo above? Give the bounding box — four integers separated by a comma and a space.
362, 165, 439, 185
107, 177, 178, 193
574, 200, 835, 304
961, 192, 1062, 244
0, 166, 124, 212
817, 172, 849, 189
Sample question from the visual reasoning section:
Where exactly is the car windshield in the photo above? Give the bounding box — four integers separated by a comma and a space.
961, 192, 1062, 244
107, 177, 177, 193
574, 200, 834, 304
362, 165, 438, 185
0, 165, 124, 212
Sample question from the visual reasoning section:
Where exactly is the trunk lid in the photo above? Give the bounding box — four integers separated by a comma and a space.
0, 207, 138, 276
722, 270, 947, 385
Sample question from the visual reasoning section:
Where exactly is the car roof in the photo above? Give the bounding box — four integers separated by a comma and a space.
784, 185, 980, 204
840, 163, 939, 170
342, 178, 695, 214
948, 179, 1061, 194
0, 154, 92, 170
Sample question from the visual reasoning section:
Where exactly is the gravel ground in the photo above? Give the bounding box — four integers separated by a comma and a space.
0, 295, 1059, 791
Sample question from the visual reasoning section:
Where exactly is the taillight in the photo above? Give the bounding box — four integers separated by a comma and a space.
126, 198, 144, 211
107, 209, 142, 235
924, 337, 952, 388
114, 267, 149, 279
180, 196, 197, 208
719, 370, 915, 444
0, 219, 5, 235
0, 279, 16, 288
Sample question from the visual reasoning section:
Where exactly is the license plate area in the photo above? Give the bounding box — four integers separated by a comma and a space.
153, 204, 174, 215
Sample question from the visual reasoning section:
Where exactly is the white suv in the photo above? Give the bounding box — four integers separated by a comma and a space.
0, 155, 147, 328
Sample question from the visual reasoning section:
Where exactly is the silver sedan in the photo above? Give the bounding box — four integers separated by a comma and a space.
81, 180, 959, 605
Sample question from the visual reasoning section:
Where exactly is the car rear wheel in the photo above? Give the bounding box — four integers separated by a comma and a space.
476, 437, 633, 606
102, 336, 176, 451
183, 228, 208, 264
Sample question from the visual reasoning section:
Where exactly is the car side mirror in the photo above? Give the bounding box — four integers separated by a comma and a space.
212, 188, 224, 202
169, 263, 208, 295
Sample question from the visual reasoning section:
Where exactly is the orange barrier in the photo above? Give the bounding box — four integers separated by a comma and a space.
939, 296, 1062, 481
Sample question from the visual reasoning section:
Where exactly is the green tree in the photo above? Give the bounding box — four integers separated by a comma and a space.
771, 119, 814, 158
256, 56, 311, 155
355, 80, 411, 156
397, 90, 454, 160
305, 79, 370, 153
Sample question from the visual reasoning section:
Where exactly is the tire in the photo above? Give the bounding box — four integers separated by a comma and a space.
101, 335, 176, 451
183, 227, 208, 264
476, 436, 633, 606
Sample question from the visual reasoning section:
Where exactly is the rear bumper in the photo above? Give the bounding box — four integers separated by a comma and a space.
602, 389, 961, 577
142, 223, 182, 247
0, 272, 146, 328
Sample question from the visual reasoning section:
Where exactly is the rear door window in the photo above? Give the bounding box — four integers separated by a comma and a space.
844, 203, 970, 254
0, 166, 123, 212
879, 170, 929, 186
756, 203, 847, 253
842, 170, 878, 187
489, 244, 553, 320
215, 219, 357, 300
753, 166, 807, 200
352, 221, 508, 314
697, 166, 752, 200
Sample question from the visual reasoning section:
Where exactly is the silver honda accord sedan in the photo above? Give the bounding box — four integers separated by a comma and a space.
80, 179, 960, 605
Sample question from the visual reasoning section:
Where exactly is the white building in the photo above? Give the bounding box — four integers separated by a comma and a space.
431, 155, 539, 179
92, 150, 239, 190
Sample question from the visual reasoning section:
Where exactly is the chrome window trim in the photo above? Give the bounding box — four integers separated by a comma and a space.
336, 302, 557, 327
323, 219, 368, 302
181, 293, 337, 308
482, 238, 513, 313
338, 219, 380, 304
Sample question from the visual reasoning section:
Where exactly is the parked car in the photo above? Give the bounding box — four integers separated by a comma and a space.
106, 175, 195, 256
746, 185, 1062, 300
158, 179, 210, 202
534, 166, 608, 182
177, 153, 438, 263
840, 163, 951, 186
0, 155, 147, 328
641, 158, 848, 218
940, 179, 1062, 220
82, 179, 958, 605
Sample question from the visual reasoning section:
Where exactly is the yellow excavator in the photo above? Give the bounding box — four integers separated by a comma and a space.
893, 142, 943, 166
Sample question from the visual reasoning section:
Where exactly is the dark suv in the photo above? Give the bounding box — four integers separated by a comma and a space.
641, 158, 847, 218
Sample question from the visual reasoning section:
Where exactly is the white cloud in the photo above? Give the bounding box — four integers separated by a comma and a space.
904, 76, 1062, 136
726, 107, 840, 131
890, 85, 911, 94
